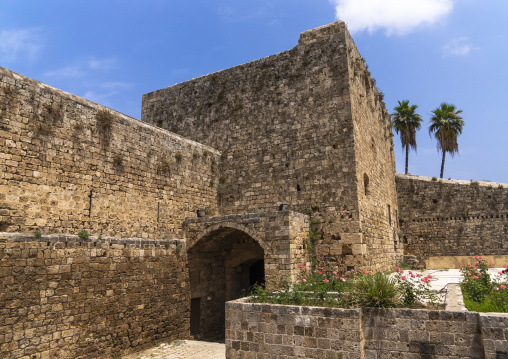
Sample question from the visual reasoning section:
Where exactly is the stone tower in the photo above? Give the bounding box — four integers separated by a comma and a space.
142, 21, 402, 271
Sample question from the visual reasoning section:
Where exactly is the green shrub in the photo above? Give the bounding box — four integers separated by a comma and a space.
34, 230, 42, 239
352, 271, 399, 308
78, 230, 89, 239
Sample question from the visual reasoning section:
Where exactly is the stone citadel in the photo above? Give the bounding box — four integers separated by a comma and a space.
1, 21, 507, 358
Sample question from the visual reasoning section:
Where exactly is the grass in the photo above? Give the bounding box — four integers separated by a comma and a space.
462, 288, 508, 313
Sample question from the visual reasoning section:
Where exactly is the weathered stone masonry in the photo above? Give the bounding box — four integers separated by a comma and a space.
0, 233, 189, 359
0, 66, 219, 239
226, 299, 508, 359
397, 174, 508, 261
1, 19, 508, 359
142, 21, 401, 272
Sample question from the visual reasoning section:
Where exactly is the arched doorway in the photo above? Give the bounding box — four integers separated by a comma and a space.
187, 227, 264, 340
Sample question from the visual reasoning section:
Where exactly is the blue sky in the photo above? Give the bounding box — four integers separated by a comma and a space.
1, 0, 507, 183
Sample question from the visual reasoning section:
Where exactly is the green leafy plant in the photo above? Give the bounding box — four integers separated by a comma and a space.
157, 157, 171, 175
182, 221, 188, 229
113, 153, 124, 168
305, 208, 313, 215
175, 151, 183, 162
164, 242, 170, 249
78, 230, 89, 239
96, 109, 114, 133
353, 271, 399, 308
310, 219, 321, 225
34, 230, 42, 239
175, 246, 182, 255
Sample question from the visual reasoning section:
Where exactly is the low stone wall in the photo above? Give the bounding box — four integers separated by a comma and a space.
226, 298, 508, 359
0, 233, 190, 359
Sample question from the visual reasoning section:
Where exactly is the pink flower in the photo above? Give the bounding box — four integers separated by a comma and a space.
473, 276, 479, 280
318, 271, 322, 275
416, 274, 421, 278
351, 269, 355, 272
494, 287, 499, 291
302, 279, 307, 283
323, 279, 329, 283
333, 271, 338, 275
363, 270, 368, 274
501, 285, 506, 290
400, 270, 404, 274
340, 277, 346, 282
401, 276, 406, 280
421, 277, 428, 283
411, 274, 415, 278
408, 271, 412, 274
427, 275, 432, 279
395, 267, 400, 271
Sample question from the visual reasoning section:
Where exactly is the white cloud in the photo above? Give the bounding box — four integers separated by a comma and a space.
442, 37, 477, 56
330, 0, 454, 35
44, 66, 85, 79
0, 28, 44, 62
100, 82, 132, 90
88, 57, 117, 70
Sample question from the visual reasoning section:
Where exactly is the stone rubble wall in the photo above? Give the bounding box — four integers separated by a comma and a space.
0, 66, 219, 239
345, 30, 402, 271
226, 298, 508, 359
396, 174, 508, 261
142, 21, 398, 271
0, 233, 191, 359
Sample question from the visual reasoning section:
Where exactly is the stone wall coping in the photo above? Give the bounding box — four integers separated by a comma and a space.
0, 66, 220, 156
185, 210, 308, 224
396, 173, 507, 188
0, 232, 184, 247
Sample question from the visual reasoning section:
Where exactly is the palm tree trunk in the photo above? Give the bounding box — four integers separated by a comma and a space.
440, 151, 446, 178
405, 146, 409, 174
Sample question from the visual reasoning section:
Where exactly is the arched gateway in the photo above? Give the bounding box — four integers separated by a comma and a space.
184, 211, 309, 340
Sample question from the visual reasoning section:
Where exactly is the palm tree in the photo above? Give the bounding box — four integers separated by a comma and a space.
391, 100, 423, 174
429, 103, 464, 178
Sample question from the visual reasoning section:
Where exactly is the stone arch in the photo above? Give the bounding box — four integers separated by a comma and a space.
187, 225, 265, 340
187, 222, 267, 252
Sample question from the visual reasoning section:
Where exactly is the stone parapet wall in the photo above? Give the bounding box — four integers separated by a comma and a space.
0, 66, 219, 239
226, 298, 508, 358
0, 233, 190, 359
396, 174, 508, 261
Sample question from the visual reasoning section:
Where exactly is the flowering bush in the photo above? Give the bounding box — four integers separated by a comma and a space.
460, 256, 493, 302
460, 256, 508, 313
250, 263, 440, 309
393, 268, 435, 306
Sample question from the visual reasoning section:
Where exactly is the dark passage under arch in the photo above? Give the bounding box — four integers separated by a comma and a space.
187, 227, 264, 340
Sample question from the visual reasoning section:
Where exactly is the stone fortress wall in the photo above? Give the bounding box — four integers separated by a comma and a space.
0, 19, 507, 359
397, 174, 508, 261
0, 67, 219, 358
0, 233, 189, 359
0, 66, 219, 239
141, 21, 402, 272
